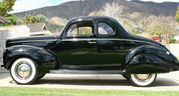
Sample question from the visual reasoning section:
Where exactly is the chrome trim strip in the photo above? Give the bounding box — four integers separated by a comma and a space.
62, 38, 97, 41
9, 39, 57, 43
61, 38, 151, 43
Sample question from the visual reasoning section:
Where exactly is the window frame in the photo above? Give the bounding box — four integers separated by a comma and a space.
64, 21, 95, 38
97, 21, 116, 37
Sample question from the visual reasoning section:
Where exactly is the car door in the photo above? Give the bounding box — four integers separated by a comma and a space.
54, 21, 99, 70
96, 22, 125, 70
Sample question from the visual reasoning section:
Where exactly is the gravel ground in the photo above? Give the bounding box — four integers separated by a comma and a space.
1, 72, 179, 91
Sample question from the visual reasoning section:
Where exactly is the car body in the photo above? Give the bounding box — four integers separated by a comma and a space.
3, 16, 179, 86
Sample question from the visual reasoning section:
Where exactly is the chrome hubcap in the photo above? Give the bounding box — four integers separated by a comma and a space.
17, 64, 31, 78
135, 74, 150, 80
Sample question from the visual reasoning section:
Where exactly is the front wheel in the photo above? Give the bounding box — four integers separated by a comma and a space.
10, 58, 38, 84
122, 74, 130, 80
37, 73, 46, 80
129, 73, 157, 87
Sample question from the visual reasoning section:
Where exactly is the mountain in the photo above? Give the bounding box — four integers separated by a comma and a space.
14, 0, 179, 33
15, 0, 179, 19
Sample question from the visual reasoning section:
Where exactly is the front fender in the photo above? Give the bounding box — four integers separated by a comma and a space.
3, 45, 57, 70
124, 45, 179, 73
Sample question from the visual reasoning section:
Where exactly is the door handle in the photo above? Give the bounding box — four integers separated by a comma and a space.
88, 41, 96, 44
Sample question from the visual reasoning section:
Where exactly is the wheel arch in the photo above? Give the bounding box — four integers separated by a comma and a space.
123, 45, 172, 74
3, 45, 58, 70
5, 54, 35, 69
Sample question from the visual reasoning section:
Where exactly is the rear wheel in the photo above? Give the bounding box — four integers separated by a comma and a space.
10, 58, 38, 84
129, 73, 157, 87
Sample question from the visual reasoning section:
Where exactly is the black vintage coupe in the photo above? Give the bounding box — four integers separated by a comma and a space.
3, 16, 179, 86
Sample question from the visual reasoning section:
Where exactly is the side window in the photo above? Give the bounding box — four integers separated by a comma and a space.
67, 21, 93, 36
98, 22, 115, 35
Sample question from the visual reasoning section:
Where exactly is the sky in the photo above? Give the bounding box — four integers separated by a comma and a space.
12, 0, 179, 13
12, 0, 74, 13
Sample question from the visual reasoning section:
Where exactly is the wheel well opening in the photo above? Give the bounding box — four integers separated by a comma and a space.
7, 55, 35, 70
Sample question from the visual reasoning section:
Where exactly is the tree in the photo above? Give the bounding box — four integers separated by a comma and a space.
175, 6, 179, 22
104, 1, 124, 19
0, 0, 16, 16
145, 15, 177, 49
1, 14, 16, 26
22, 14, 41, 24
0, 0, 16, 26
129, 12, 148, 34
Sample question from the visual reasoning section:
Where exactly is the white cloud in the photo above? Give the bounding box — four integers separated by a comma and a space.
11, 0, 53, 13
56, 0, 78, 5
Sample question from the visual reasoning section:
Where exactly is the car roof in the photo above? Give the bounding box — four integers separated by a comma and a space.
68, 16, 118, 23
61, 16, 128, 37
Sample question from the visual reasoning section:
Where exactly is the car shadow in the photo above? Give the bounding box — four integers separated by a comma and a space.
34, 75, 179, 87
36, 79, 131, 86
153, 78, 179, 87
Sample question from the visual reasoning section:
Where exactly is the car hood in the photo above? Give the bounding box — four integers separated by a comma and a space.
6, 35, 58, 48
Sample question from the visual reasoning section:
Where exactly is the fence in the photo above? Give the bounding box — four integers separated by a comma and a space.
0, 30, 9, 72
0, 28, 30, 73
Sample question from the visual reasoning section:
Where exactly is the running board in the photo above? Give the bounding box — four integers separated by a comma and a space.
50, 69, 124, 74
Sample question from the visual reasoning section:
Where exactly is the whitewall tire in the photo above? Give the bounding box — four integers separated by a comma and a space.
130, 73, 157, 87
10, 58, 38, 84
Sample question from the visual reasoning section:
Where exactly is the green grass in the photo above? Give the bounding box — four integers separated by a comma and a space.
0, 87, 179, 96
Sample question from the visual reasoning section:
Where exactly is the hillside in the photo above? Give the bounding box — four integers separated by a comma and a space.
14, 0, 179, 33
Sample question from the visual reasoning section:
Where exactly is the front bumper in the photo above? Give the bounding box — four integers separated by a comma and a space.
169, 53, 179, 71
